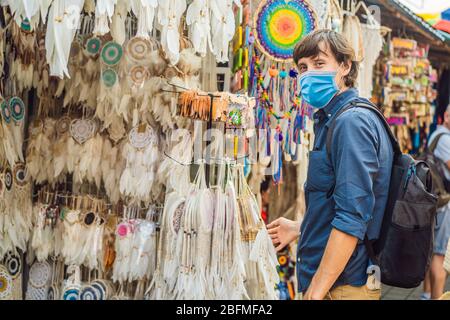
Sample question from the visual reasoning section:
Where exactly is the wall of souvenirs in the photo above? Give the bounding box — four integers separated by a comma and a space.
373, 37, 438, 154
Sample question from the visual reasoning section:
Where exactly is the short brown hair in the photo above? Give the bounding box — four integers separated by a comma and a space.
293, 29, 359, 87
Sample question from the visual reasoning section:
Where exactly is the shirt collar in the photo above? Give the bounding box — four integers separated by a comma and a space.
324, 88, 359, 118
312, 88, 359, 125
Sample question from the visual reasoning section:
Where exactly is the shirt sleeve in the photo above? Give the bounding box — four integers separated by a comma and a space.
329, 109, 380, 240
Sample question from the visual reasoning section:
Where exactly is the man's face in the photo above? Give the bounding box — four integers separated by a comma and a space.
296, 41, 350, 90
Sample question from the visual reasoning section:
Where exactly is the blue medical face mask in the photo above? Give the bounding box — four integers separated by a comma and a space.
299, 71, 340, 109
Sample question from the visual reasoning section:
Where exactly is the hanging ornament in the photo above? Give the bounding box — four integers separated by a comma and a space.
80, 285, 99, 300
128, 123, 157, 149
85, 36, 102, 57
9, 97, 25, 122
13, 162, 27, 187
101, 41, 123, 66
0, 265, 12, 300
4, 167, 13, 191
63, 287, 80, 300
129, 65, 149, 86
56, 116, 71, 136
5, 253, 21, 279
126, 36, 152, 62
70, 119, 97, 144
254, 0, 317, 62
28, 261, 51, 289
101, 68, 118, 87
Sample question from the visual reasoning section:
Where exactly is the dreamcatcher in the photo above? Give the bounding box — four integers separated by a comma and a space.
119, 123, 159, 204
96, 40, 124, 130
234, 165, 279, 299
9, 21, 36, 92
112, 207, 158, 283
146, 191, 187, 299
1, 97, 26, 168
0, 264, 12, 300
25, 260, 52, 300
30, 203, 56, 262
61, 265, 81, 300
172, 162, 215, 300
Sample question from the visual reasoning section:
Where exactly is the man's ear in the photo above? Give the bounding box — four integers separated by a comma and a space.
341, 60, 352, 77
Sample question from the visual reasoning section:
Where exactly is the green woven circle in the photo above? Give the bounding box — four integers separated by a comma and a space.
86, 37, 101, 55
9, 97, 25, 122
102, 69, 117, 87
101, 41, 123, 66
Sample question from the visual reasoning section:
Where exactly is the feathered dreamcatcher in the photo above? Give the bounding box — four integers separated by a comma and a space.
96, 39, 126, 135
26, 118, 58, 185
60, 32, 101, 110
119, 122, 159, 204
30, 203, 56, 262
0, 264, 12, 300
173, 162, 215, 300
9, 21, 36, 92
0, 162, 32, 259
234, 165, 279, 299
25, 260, 52, 300
112, 207, 157, 283
0, 96, 26, 168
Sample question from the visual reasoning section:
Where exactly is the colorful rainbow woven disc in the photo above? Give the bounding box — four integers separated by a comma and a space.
254, 0, 317, 62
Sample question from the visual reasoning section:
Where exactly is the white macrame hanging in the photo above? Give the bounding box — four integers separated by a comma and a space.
93, 0, 117, 36
157, 0, 186, 65
119, 123, 159, 204
186, 0, 212, 57
45, 0, 85, 79
130, 0, 158, 39
357, 23, 383, 99
209, 0, 241, 63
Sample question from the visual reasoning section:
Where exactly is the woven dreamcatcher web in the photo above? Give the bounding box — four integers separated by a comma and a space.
254, 0, 317, 62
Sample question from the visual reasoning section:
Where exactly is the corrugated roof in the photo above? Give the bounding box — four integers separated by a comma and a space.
387, 0, 447, 42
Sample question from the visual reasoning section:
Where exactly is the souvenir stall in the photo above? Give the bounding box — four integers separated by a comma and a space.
372, 36, 438, 154
0, 0, 283, 301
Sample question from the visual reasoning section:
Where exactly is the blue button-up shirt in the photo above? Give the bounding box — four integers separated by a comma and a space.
297, 88, 394, 293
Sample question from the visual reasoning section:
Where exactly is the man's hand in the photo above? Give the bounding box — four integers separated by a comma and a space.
267, 218, 301, 252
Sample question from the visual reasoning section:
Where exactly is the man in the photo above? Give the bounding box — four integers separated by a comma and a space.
422, 105, 450, 300
267, 30, 394, 300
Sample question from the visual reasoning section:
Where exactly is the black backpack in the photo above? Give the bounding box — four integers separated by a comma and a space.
326, 100, 437, 289
416, 132, 450, 209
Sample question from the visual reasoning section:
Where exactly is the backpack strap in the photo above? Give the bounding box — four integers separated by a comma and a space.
428, 132, 450, 154
326, 100, 402, 162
